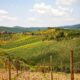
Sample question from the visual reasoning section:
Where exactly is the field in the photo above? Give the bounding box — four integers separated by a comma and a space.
0, 69, 80, 80
0, 28, 80, 80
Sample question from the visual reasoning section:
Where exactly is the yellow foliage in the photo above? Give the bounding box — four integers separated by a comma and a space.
0, 40, 7, 45
40, 29, 56, 35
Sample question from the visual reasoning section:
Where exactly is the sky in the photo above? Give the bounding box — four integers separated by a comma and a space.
0, 0, 80, 27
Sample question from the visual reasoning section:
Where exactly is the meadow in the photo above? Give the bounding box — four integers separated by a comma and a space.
0, 28, 80, 80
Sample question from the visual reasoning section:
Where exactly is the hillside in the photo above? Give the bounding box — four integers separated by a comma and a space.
5, 39, 80, 66
0, 24, 80, 33
0, 26, 47, 33
59, 24, 80, 29
0, 28, 80, 72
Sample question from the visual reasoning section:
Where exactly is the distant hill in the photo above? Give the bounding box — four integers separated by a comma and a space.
59, 24, 80, 29
0, 26, 47, 33
0, 24, 80, 33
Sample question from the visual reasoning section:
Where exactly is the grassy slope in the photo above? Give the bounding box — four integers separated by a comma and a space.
0, 29, 80, 72
0, 35, 42, 49
1, 37, 80, 67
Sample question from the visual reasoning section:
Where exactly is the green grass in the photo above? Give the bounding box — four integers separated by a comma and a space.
0, 35, 42, 49
1, 38, 79, 69
0, 28, 80, 72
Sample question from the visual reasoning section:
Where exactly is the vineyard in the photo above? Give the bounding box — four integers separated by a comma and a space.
0, 50, 80, 80
0, 28, 80, 80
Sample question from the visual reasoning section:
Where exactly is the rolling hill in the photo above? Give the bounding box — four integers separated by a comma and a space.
0, 26, 47, 33
59, 24, 80, 29
0, 27, 80, 72
0, 24, 80, 33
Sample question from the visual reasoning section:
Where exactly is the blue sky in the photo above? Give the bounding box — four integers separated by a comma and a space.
0, 0, 80, 27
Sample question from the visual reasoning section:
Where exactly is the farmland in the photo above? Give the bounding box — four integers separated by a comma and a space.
0, 27, 80, 80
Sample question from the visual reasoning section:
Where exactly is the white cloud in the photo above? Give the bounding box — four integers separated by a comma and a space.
47, 17, 80, 26
0, 18, 2, 21
0, 15, 18, 21
56, 0, 76, 6
26, 15, 80, 27
0, 9, 18, 21
30, 3, 51, 14
55, 0, 77, 14
58, 6, 73, 13
50, 17, 77, 22
0, 9, 8, 14
58, 6, 69, 11
30, 2, 70, 16
51, 8, 67, 16
27, 17, 36, 21
1, 15, 18, 21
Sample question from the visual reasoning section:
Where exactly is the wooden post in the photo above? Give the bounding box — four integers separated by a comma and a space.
5, 59, 8, 71
50, 55, 53, 80
70, 50, 74, 80
8, 56, 11, 80
15, 60, 20, 76
79, 49, 80, 73
60, 60, 63, 72
43, 58, 45, 73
